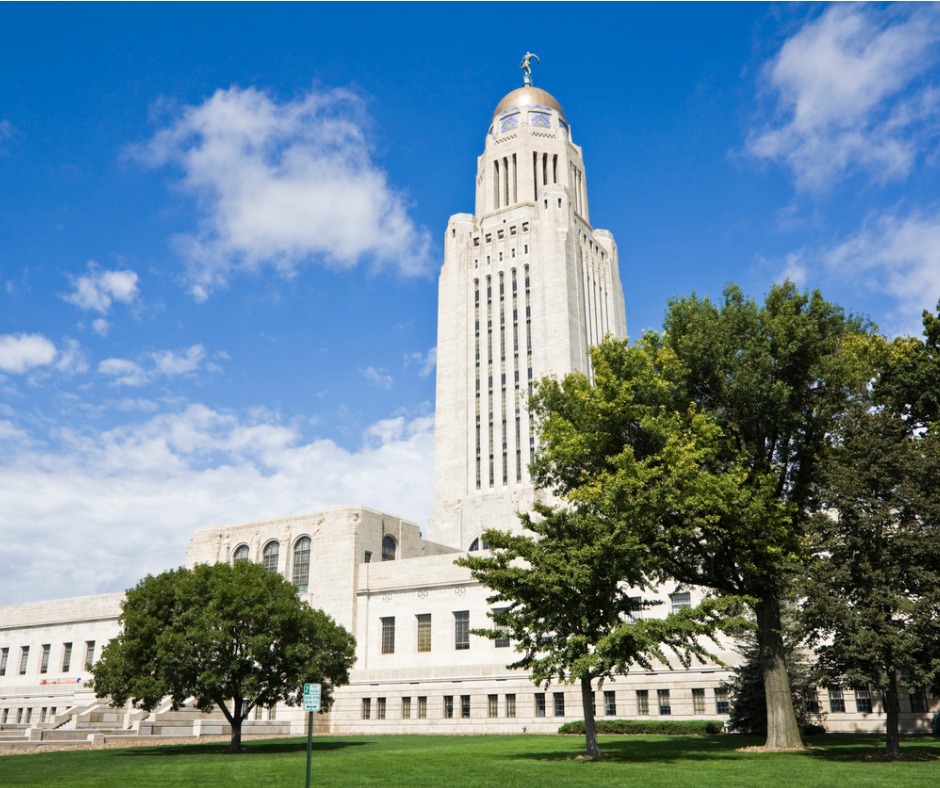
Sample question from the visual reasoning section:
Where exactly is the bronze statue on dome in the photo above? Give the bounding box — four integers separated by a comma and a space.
520, 52, 540, 87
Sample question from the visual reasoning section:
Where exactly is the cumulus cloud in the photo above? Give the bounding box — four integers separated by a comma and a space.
91, 318, 110, 336
133, 86, 432, 300
747, 5, 940, 190
361, 365, 394, 389
63, 261, 140, 314
405, 346, 437, 378
0, 406, 435, 604
98, 344, 211, 387
0, 333, 57, 373
822, 209, 940, 332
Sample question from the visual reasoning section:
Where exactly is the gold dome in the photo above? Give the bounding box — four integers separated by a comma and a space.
493, 87, 564, 119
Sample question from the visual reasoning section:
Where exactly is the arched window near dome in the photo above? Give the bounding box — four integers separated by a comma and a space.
468, 536, 489, 552
233, 544, 249, 563
262, 540, 279, 573
382, 535, 397, 562
293, 536, 311, 592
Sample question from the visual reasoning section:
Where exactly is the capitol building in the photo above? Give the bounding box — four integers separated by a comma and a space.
0, 72, 930, 741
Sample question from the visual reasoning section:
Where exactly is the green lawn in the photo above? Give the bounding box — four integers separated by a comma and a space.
1, 734, 938, 787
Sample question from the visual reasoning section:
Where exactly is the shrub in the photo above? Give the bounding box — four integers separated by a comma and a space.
558, 719, 724, 736
931, 713, 940, 738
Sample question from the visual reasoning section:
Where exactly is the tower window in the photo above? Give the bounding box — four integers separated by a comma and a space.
382, 535, 397, 561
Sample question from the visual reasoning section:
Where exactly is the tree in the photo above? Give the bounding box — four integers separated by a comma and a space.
530, 283, 872, 749
801, 313, 940, 757
92, 561, 356, 752
458, 502, 740, 759
727, 627, 822, 736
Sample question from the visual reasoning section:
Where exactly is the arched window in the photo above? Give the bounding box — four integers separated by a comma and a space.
292, 536, 311, 592
382, 535, 397, 562
468, 536, 489, 552
262, 541, 279, 573
233, 544, 250, 563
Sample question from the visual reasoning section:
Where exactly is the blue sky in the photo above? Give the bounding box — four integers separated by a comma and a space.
2, 3, 940, 604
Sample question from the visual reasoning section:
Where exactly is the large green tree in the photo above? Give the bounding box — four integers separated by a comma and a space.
530, 283, 871, 750
458, 502, 740, 759
802, 313, 940, 757
92, 561, 356, 752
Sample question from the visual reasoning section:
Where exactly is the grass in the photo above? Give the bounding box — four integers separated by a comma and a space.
1, 733, 938, 787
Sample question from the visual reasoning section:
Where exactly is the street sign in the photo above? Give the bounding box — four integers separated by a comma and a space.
303, 682, 322, 713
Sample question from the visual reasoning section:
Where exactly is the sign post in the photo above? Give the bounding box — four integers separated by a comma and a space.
303, 683, 321, 788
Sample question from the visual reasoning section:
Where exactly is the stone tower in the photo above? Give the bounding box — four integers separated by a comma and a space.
428, 75, 627, 550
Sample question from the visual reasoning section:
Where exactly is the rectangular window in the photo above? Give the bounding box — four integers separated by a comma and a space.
0, 647, 8, 676
454, 611, 470, 650
604, 690, 617, 716
361, 698, 371, 719
855, 686, 873, 714
381, 617, 395, 655
25, 708, 31, 724
911, 688, 928, 713
493, 608, 510, 648
61, 643, 72, 673
506, 694, 516, 717
488, 694, 498, 717
444, 695, 454, 719
402, 697, 411, 719
255, 705, 264, 720
461, 695, 471, 719
40, 645, 50, 674
19, 647, 29, 675
364, 551, 372, 564
84, 641, 95, 671
40, 707, 47, 723
658, 689, 672, 715
829, 686, 845, 713
669, 591, 691, 614
16, 708, 23, 724
715, 686, 730, 715
534, 692, 546, 717
553, 692, 566, 717
1, 709, 7, 724
377, 698, 386, 720
416, 614, 431, 653
637, 690, 649, 716
268, 705, 276, 721
804, 687, 820, 715
692, 688, 706, 715
417, 696, 427, 719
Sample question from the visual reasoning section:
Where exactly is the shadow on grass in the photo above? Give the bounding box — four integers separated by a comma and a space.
118, 739, 370, 758
513, 735, 763, 764
802, 735, 940, 763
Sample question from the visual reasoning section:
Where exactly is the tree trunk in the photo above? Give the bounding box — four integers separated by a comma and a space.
884, 672, 901, 758
580, 676, 600, 759
218, 696, 245, 754
754, 594, 803, 750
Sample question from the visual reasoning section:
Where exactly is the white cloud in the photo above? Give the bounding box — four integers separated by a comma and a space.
98, 344, 212, 387
405, 346, 437, 378
55, 338, 89, 375
0, 333, 57, 373
0, 406, 435, 604
747, 5, 940, 190
63, 261, 140, 313
362, 365, 394, 389
823, 209, 940, 333
152, 344, 206, 376
91, 318, 110, 336
134, 86, 432, 300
